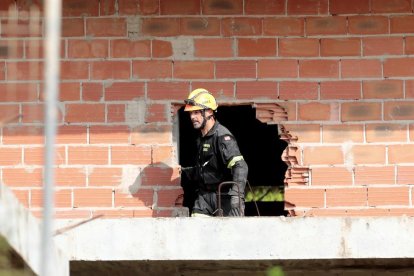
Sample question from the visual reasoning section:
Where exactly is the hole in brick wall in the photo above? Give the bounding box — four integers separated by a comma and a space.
178, 105, 288, 217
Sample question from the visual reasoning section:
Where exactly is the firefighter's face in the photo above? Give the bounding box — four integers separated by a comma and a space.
189, 110, 204, 129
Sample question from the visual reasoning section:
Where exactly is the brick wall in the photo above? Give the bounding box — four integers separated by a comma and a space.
1, 0, 414, 218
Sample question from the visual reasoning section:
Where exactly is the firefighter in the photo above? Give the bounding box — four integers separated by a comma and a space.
181, 88, 248, 217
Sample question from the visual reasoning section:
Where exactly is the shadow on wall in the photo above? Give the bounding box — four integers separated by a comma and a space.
125, 162, 187, 218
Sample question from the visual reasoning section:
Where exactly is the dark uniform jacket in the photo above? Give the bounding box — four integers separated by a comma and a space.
184, 121, 248, 196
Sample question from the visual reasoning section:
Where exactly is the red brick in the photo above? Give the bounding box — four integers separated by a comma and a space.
235, 81, 277, 100
216, 60, 256, 78
0, 62, 4, 80
221, 18, 262, 36
86, 18, 126, 37
157, 188, 183, 207
245, 0, 285, 14
68, 39, 108, 59
65, 104, 105, 123
384, 101, 414, 121
329, 0, 370, 14
0, 148, 21, 166
57, 125, 87, 144
194, 38, 233, 58
82, 83, 103, 101
130, 125, 172, 144
2, 168, 42, 187
118, 0, 159, 15
40, 210, 91, 219
320, 38, 361, 57
363, 37, 404, 56
191, 82, 234, 98
55, 168, 86, 187
68, 146, 108, 165
341, 59, 382, 78
406, 37, 414, 55
58, 82, 81, 102
0, 40, 24, 59
173, 61, 214, 79
286, 124, 320, 143
100, 0, 116, 15
180, 18, 220, 36
92, 210, 135, 218
326, 188, 367, 207
263, 18, 304, 36
24, 147, 65, 166
142, 18, 180, 36
31, 189, 72, 208
3, 126, 44, 145
25, 39, 60, 59
388, 144, 414, 164
320, 81, 361, 100
7, 61, 43, 81
279, 38, 319, 57
411, 123, 414, 141
202, 0, 243, 15
0, 0, 15, 11
152, 146, 175, 163
258, 59, 297, 79
114, 189, 153, 207
371, 0, 412, 13
89, 167, 123, 186
284, 188, 325, 208
279, 82, 318, 100
147, 82, 190, 100
352, 145, 386, 165
89, 126, 130, 144
238, 38, 277, 57
104, 82, 145, 101
287, 0, 328, 15
1, 18, 42, 38
363, 80, 403, 99
366, 123, 407, 143
341, 102, 382, 122
21, 103, 62, 124
322, 124, 364, 143
384, 58, 414, 77
311, 167, 353, 186
160, 0, 200, 14
74, 188, 113, 207
141, 166, 180, 186
303, 146, 343, 165
0, 83, 38, 102
62, 0, 99, 16
397, 166, 414, 185
152, 40, 173, 58
355, 166, 395, 185
12, 190, 29, 207
60, 61, 89, 80
111, 146, 152, 165
406, 80, 414, 99
298, 102, 339, 121
133, 60, 172, 79
299, 60, 339, 78
111, 39, 151, 58
134, 209, 156, 217
368, 187, 409, 206
348, 16, 389, 35
306, 16, 347, 35
107, 104, 126, 123
0, 104, 20, 125
145, 104, 167, 123
62, 18, 85, 37
91, 61, 130, 80
391, 16, 414, 33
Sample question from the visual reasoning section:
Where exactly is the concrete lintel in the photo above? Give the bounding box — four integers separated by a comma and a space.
54, 216, 414, 261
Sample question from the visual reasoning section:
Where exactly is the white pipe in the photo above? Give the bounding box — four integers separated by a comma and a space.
42, 0, 62, 275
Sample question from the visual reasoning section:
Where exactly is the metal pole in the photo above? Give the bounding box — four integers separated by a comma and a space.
41, 0, 62, 275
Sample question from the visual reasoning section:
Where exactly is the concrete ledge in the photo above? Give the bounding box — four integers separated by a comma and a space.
55, 216, 414, 261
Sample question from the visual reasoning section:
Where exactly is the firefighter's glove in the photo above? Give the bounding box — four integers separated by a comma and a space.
229, 195, 243, 216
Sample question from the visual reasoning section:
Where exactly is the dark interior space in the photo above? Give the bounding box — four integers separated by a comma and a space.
178, 105, 288, 216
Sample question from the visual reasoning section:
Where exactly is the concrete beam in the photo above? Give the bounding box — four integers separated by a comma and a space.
54, 216, 414, 261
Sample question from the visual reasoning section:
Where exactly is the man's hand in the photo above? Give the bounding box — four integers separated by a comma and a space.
229, 195, 243, 216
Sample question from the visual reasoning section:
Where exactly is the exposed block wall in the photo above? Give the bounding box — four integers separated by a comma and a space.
0, 0, 414, 218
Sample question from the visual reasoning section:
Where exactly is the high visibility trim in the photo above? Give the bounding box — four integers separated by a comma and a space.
227, 155, 244, 169
191, 213, 211, 217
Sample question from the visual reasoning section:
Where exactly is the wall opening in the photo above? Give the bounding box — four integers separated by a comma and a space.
178, 105, 288, 216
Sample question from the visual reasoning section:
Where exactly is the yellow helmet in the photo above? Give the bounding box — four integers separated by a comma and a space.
184, 88, 218, 112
